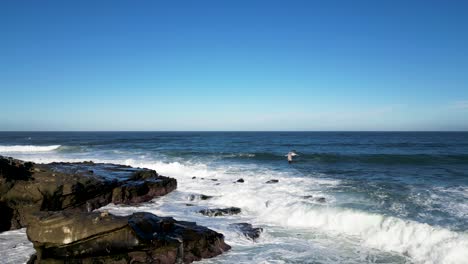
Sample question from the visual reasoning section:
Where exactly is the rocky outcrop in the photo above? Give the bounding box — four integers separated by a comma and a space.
0, 156, 177, 232
27, 211, 230, 264
229, 223, 263, 241
199, 207, 241, 217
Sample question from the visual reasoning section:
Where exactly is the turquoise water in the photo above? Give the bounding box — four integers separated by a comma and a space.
0, 132, 467, 263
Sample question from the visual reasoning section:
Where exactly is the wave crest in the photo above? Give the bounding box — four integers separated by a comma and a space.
0, 145, 61, 153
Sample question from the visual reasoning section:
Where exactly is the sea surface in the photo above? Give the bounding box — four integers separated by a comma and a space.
0, 132, 467, 264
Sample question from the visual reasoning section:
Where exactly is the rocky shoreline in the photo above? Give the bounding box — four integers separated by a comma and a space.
0, 156, 232, 263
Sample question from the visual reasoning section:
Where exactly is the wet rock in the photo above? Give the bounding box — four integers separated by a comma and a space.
185, 204, 195, 207
0, 157, 33, 181
199, 207, 241, 217
265, 179, 279, 184
0, 202, 13, 231
188, 194, 213, 201
236, 178, 244, 183
112, 175, 177, 204
27, 211, 231, 264
192, 176, 196, 179
229, 223, 263, 241
315, 197, 326, 203
302, 195, 326, 203
211, 179, 218, 181
0, 156, 177, 232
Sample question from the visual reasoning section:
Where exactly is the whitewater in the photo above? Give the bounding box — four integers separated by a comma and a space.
0, 132, 467, 264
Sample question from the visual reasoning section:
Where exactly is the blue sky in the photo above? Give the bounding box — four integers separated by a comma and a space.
1, 0, 467, 131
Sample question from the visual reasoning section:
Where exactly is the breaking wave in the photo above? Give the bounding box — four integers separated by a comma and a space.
0, 145, 61, 153
5, 155, 468, 264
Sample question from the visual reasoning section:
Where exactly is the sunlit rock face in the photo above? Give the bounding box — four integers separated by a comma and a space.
27, 211, 231, 264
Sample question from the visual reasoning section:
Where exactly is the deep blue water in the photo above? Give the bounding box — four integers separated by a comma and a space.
1, 132, 467, 263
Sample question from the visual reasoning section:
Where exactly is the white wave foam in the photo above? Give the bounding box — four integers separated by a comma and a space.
256, 205, 467, 264
7, 155, 468, 264
0, 228, 34, 264
0, 145, 61, 153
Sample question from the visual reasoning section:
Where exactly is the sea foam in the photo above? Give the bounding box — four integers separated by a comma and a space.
4, 155, 467, 264
0, 145, 61, 153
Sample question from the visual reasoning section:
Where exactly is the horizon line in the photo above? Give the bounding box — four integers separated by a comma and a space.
1, 130, 467, 133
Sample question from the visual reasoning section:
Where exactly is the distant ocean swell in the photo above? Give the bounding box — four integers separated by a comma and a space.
2, 145, 468, 165
222, 152, 468, 165
1, 140, 467, 264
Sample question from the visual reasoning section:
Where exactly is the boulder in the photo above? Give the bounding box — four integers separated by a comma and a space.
0, 156, 177, 232
27, 211, 230, 264
235, 178, 244, 183
199, 207, 241, 217
229, 223, 263, 241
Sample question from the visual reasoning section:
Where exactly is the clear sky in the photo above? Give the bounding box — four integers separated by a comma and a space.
1, 0, 467, 131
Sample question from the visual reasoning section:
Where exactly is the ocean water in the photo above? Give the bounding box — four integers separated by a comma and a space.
0, 132, 467, 264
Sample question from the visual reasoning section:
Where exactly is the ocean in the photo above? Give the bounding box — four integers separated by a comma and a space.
0, 132, 467, 264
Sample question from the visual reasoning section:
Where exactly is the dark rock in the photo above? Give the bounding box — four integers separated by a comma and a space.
302, 195, 326, 203
229, 223, 263, 241
0, 202, 13, 231
192, 176, 196, 179
112, 175, 177, 204
236, 178, 244, 183
0, 156, 177, 232
188, 194, 213, 201
265, 179, 279, 184
211, 179, 218, 181
315, 197, 326, 203
0, 157, 33, 181
27, 211, 230, 264
185, 204, 195, 207
199, 207, 241, 217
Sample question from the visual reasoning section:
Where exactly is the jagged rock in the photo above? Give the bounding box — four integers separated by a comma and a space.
27, 211, 230, 264
112, 175, 177, 204
265, 179, 279, 184
229, 223, 263, 241
199, 207, 241, 217
0, 156, 177, 232
0, 157, 33, 181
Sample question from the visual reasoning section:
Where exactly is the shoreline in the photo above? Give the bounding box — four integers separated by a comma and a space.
0, 156, 237, 263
